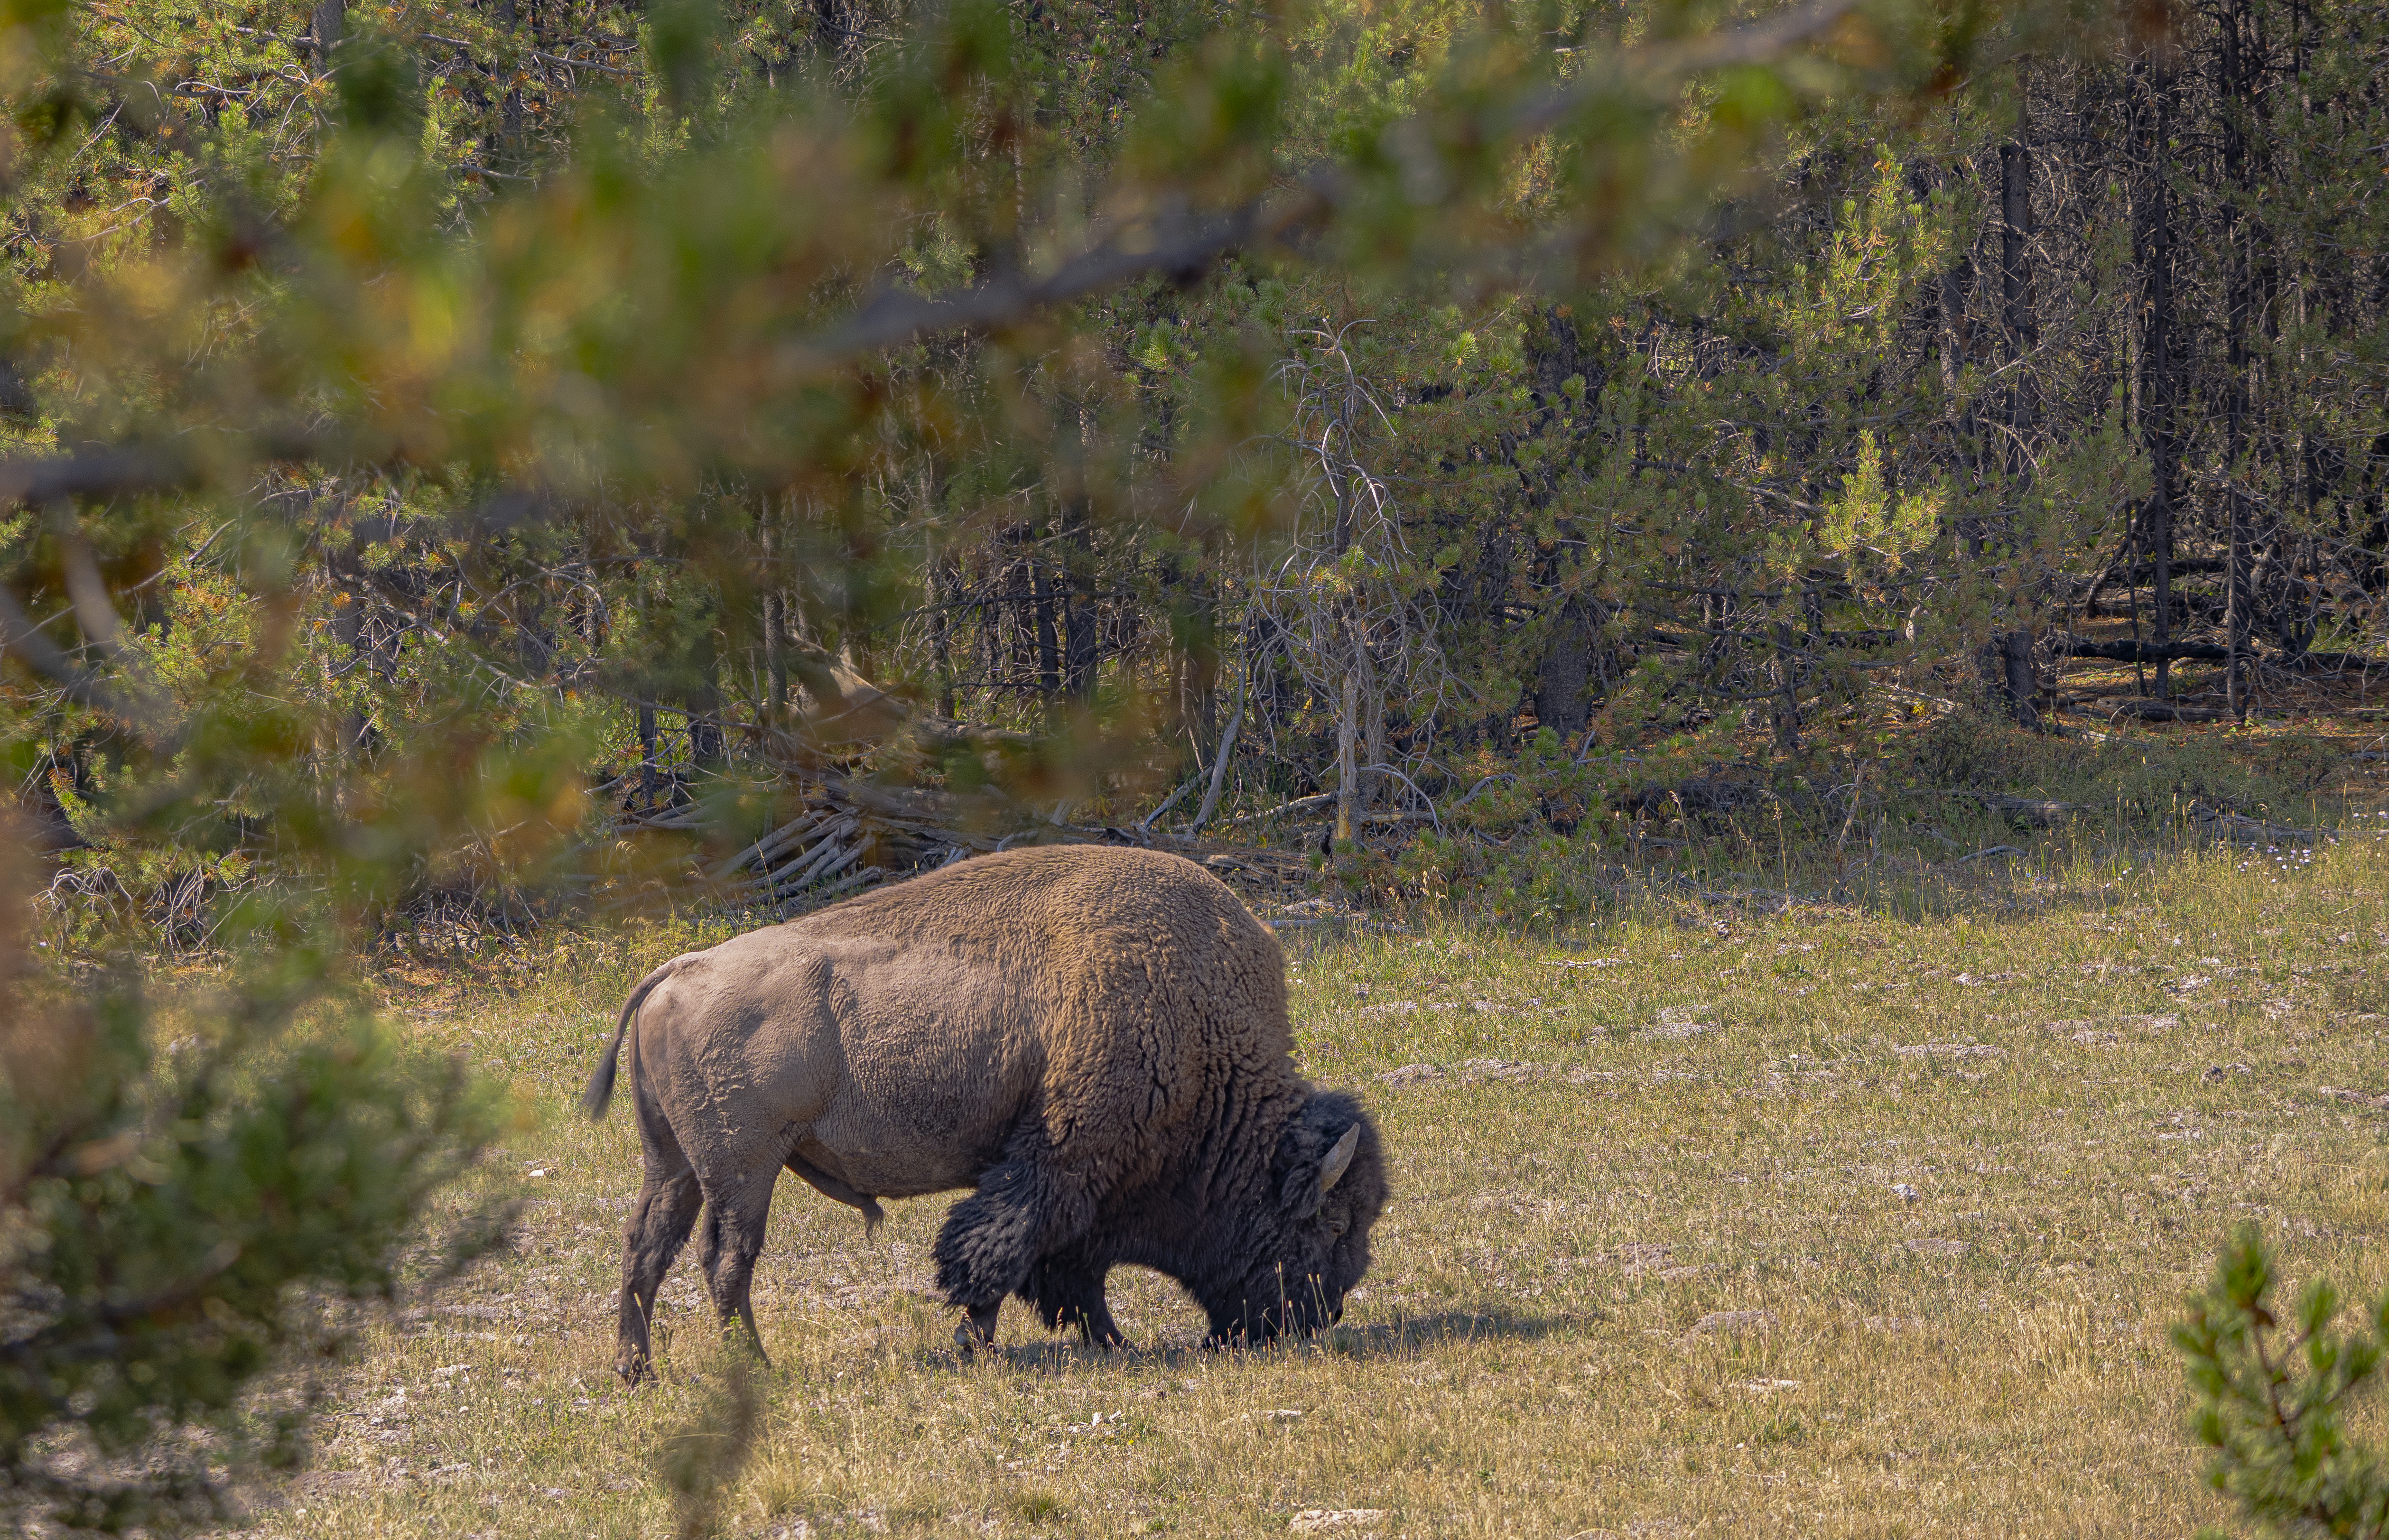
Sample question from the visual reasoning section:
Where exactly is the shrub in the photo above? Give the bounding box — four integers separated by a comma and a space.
2174, 1224, 2389, 1539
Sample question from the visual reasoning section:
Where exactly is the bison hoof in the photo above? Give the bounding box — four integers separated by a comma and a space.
954, 1302, 1001, 1356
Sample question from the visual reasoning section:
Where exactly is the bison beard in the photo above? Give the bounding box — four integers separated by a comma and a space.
584, 844, 1386, 1381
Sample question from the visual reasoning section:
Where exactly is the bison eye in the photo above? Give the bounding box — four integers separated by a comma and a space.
1327, 1217, 1348, 1237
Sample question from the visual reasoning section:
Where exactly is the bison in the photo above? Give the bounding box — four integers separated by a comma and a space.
582, 843, 1386, 1382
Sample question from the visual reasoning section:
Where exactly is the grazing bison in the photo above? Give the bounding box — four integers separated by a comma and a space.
582, 844, 1386, 1382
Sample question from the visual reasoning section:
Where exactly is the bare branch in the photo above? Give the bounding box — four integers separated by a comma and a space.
0, 446, 191, 507
0, 582, 116, 709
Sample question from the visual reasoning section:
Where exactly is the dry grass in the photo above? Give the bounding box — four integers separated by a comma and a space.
252, 825, 2389, 1540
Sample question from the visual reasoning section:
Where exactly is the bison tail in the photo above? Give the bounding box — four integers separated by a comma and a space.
581, 959, 679, 1121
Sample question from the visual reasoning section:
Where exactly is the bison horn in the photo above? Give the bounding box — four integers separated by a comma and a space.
1319, 1123, 1361, 1193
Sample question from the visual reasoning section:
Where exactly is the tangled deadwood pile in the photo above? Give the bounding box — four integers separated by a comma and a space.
614, 770, 1317, 911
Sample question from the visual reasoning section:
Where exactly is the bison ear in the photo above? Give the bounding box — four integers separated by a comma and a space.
1318, 1123, 1361, 1194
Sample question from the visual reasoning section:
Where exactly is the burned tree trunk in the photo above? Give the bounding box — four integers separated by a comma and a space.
2219, 0, 2257, 721
309, 0, 343, 64
2131, 39, 2183, 699
1030, 536, 1061, 702
1770, 619, 1801, 753
1534, 594, 1597, 742
1061, 501, 1098, 704
1985, 86, 2042, 724
638, 704, 660, 807
1999, 114, 2039, 454
762, 518, 791, 729
1977, 631, 2043, 728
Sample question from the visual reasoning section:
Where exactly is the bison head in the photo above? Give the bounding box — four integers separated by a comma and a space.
1204, 1091, 1386, 1345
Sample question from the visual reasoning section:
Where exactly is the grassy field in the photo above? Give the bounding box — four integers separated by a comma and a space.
254, 821, 2389, 1540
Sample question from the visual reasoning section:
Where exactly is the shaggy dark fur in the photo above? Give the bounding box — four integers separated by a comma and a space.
947, 1088, 1386, 1349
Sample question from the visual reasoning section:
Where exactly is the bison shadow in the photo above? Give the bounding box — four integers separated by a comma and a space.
913, 1306, 1596, 1371
1330, 1307, 1598, 1354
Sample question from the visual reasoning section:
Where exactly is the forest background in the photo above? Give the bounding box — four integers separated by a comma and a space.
2, 0, 2387, 1523
3, 0, 2386, 924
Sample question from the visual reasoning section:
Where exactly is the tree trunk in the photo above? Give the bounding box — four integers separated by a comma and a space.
1977, 631, 2042, 728
1466, 523, 1515, 748
496, 0, 526, 176
327, 568, 376, 765
1999, 100, 2038, 456
1030, 544, 1060, 701
638, 704, 660, 807
764, 591, 789, 722
311, 0, 344, 64
761, 518, 789, 726
1360, 637, 1385, 808
1190, 675, 1245, 835
689, 714, 724, 770
1985, 85, 2042, 727
1534, 594, 1594, 741
1935, 155, 1978, 510
2132, 40, 2181, 698
1061, 502, 1097, 703
1170, 555, 1218, 761
1334, 662, 1359, 847
688, 612, 725, 773
2220, 0, 2254, 722
1770, 619, 1801, 753
928, 545, 956, 721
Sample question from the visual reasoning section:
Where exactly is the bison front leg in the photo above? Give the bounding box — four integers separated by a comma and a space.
933, 1139, 1095, 1341
954, 1300, 1001, 1355
1022, 1249, 1125, 1349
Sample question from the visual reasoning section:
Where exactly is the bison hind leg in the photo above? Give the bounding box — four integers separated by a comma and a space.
616, 1166, 702, 1384
696, 1168, 781, 1369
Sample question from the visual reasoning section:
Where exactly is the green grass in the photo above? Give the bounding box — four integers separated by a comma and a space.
260, 824, 2389, 1539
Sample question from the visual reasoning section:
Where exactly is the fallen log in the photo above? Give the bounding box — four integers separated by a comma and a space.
2108, 698, 2232, 724
867, 813, 1000, 852
1983, 797, 2079, 827
810, 855, 874, 895
617, 804, 708, 832
1617, 776, 1767, 817
2282, 651, 2387, 673
1922, 789, 2085, 827
776, 820, 861, 886
711, 810, 827, 880
2192, 805, 2324, 847
2060, 638, 2233, 664
1210, 793, 1336, 829
2080, 557, 2228, 601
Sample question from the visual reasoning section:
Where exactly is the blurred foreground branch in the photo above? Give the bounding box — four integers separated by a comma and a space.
2174, 1223, 2389, 1538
